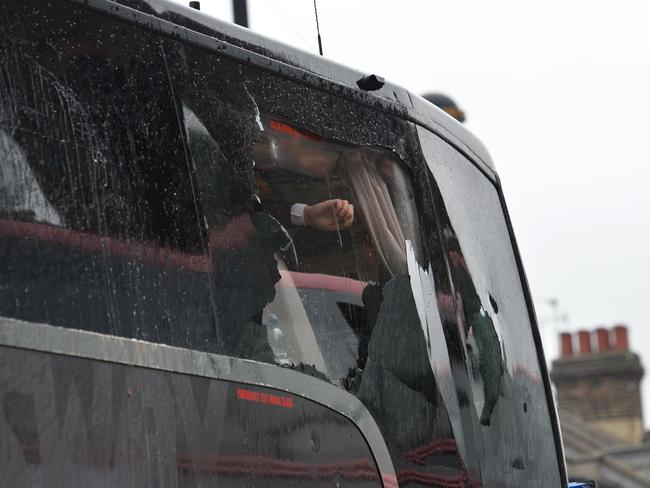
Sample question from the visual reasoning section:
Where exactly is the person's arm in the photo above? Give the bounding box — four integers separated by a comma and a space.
291, 199, 354, 231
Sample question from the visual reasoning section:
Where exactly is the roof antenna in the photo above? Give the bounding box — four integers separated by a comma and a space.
313, 0, 323, 56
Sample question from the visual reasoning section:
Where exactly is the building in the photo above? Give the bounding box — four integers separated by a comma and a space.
551, 326, 650, 487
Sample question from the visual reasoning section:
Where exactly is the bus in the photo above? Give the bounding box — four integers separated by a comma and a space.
0, 0, 578, 486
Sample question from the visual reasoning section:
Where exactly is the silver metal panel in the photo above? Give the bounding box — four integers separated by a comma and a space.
0, 316, 397, 482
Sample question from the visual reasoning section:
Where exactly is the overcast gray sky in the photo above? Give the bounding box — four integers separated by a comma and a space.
172, 0, 650, 425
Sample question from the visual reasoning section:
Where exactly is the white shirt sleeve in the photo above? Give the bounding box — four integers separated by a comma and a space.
290, 203, 307, 226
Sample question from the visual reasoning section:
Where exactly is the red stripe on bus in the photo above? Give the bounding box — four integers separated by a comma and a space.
269, 119, 321, 141
277, 270, 366, 296
0, 217, 256, 273
236, 388, 294, 409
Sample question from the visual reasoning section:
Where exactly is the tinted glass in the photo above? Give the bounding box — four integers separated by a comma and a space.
417, 126, 562, 486
0, 0, 215, 349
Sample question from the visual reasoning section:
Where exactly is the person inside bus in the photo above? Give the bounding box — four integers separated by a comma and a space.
252, 130, 355, 251
183, 102, 358, 369
254, 189, 354, 234
337, 148, 462, 473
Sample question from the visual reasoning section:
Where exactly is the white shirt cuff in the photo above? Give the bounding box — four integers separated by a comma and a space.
290, 203, 307, 226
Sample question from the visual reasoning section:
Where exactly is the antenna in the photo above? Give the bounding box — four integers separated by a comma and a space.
313, 0, 323, 56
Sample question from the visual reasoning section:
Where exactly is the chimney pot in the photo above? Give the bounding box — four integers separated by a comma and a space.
560, 332, 573, 357
578, 330, 592, 354
613, 324, 629, 351
596, 327, 611, 352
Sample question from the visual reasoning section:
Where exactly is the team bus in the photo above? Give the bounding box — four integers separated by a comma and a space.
0, 0, 588, 486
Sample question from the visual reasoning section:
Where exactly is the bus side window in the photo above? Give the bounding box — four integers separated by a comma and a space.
418, 126, 563, 486
0, 6, 213, 346
247, 116, 426, 381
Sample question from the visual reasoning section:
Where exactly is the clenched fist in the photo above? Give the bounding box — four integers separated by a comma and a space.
304, 199, 354, 231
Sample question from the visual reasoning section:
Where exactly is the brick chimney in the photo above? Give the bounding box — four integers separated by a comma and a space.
613, 324, 629, 351
595, 327, 610, 352
560, 332, 573, 357
577, 330, 592, 354
550, 325, 645, 445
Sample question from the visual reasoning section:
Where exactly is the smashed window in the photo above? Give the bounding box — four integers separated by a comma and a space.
254, 116, 424, 385
183, 106, 426, 386
418, 126, 563, 486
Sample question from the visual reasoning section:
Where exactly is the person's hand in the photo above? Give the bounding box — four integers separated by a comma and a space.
304, 199, 354, 231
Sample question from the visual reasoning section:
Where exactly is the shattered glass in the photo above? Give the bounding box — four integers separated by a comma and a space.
418, 126, 562, 487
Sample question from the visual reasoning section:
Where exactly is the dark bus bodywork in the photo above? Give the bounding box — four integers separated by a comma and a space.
0, 0, 568, 486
